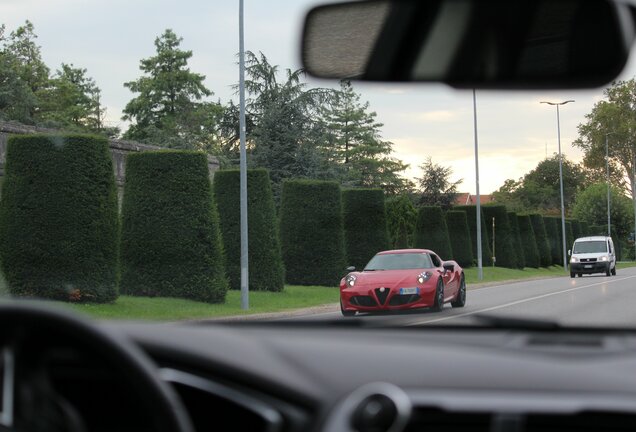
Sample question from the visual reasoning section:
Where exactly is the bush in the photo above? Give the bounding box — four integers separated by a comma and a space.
454, 205, 493, 266
120, 151, 228, 303
0, 134, 118, 302
482, 205, 518, 268
414, 206, 453, 259
517, 215, 540, 268
342, 189, 390, 269
529, 214, 552, 267
508, 211, 525, 269
386, 194, 417, 249
445, 211, 473, 267
280, 180, 346, 286
213, 169, 284, 292
543, 216, 563, 265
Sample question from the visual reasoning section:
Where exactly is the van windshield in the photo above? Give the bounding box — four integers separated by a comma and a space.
573, 241, 608, 254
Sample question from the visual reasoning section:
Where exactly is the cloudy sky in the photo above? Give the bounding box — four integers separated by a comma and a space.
2, 0, 636, 194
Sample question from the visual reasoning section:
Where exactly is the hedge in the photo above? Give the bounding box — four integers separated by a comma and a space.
565, 221, 574, 253
414, 206, 453, 259
120, 151, 228, 303
342, 189, 390, 269
213, 169, 284, 292
386, 194, 417, 249
0, 134, 118, 302
571, 219, 583, 242
454, 205, 493, 266
580, 221, 590, 236
508, 211, 525, 269
482, 205, 518, 268
517, 215, 540, 268
445, 211, 473, 267
529, 214, 552, 267
280, 180, 346, 286
543, 216, 563, 266
588, 224, 605, 236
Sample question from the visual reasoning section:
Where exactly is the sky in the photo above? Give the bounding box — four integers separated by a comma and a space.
2, 0, 636, 194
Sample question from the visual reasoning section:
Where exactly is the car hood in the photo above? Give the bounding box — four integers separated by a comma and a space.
354, 269, 427, 287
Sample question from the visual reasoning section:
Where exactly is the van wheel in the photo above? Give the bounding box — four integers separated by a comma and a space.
570, 272, 575, 278
611, 266, 616, 276
606, 267, 611, 276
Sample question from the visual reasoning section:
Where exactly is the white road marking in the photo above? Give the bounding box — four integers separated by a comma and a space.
405, 274, 636, 326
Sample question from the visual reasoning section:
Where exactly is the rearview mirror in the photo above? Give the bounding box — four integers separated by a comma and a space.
568, 249, 572, 256
302, 0, 634, 88
443, 263, 455, 272
346, 266, 356, 272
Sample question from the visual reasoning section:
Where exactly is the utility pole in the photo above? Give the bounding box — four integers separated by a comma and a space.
238, 0, 249, 309
473, 89, 483, 280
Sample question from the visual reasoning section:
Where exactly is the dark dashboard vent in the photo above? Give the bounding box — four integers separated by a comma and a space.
404, 407, 490, 432
525, 412, 636, 432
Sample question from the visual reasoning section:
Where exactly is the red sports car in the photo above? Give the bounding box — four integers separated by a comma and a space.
340, 249, 466, 316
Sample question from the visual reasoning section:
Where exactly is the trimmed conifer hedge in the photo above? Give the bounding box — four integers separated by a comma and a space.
213, 169, 284, 292
454, 205, 493, 266
580, 221, 590, 236
508, 211, 525, 269
529, 214, 552, 267
280, 180, 346, 286
517, 215, 540, 268
482, 205, 518, 268
414, 206, 453, 259
342, 189, 390, 269
120, 151, 228, 303
565, 221, 574, 253
571, 219, 583, 241
445, 211, 473, 267
0, 134, 118, 302
386, 194, 417, 249
588, 225, 605, 236
543, 216, 562, 265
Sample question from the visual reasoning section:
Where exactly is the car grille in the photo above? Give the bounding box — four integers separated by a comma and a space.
580, 258, 597, 262
350, 296, 377, 307
389, 294, 420, 306
375, 287, 390, 305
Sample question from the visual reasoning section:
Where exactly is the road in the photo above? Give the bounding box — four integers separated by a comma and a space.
281, 266, 636, 327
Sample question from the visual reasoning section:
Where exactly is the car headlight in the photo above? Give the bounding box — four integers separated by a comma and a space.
345, 274, 357, 287
600, 256, 608, 262
417, 271, 432, 284
570, 257, 578, 263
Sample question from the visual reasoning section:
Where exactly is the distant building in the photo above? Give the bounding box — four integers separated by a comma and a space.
454, 193, 495, 206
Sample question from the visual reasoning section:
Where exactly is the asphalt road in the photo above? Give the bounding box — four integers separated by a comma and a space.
282, 266, 636, 327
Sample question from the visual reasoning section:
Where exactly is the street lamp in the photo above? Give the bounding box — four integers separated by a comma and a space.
606, 133, 614, 237
540, 99, 575, 270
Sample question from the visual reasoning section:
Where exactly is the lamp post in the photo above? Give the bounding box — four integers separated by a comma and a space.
540, 100, 575, 270
473, 89, 483, 280
238, 0, 249, 309
606, 133, 613, 237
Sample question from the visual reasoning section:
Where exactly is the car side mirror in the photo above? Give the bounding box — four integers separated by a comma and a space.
568, 250, 572, 256
443, 263, 455, 273
346, 266, 356, 272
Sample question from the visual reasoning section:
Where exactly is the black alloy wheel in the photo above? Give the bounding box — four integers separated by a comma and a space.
451, 274, 466, 308
431, 278, 445, 312
341, 299, 356, 317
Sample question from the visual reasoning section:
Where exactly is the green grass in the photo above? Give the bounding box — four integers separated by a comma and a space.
464, 265, 568, 285
62, 285, 339, 320
617, 261, 636, 269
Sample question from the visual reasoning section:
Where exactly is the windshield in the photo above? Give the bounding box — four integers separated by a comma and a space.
0, 0, 636, 330
365, 253, 434, 271
573, 241, 608, 254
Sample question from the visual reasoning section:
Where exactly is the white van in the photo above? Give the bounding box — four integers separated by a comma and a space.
569, 236, 616, 278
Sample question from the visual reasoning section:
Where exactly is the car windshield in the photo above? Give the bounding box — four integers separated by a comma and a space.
573, 241, 608, 254
364, 253, 434, 271
0, 0, 636, 330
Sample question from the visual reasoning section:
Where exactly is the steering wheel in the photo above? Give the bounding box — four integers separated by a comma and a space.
0, 302, 194, 432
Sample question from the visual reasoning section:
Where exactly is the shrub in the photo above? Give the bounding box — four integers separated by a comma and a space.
414, 206, 453, 259
213, 169, 284, 292
517, 215, 540, 268
280, 180, 346, 286
454, 205, 493, 265
481, 205, 518, 268
543, 216, 563, 265
445, 211, 473, 267
0, 134, 118, 303
342, 189, 390, 269
386, 194, 417, 249
508, 211, 525, 269
120, 151, 228, 303
529, 214, 552, 267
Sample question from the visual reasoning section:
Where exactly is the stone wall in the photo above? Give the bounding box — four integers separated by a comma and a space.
0, 121, 220, 193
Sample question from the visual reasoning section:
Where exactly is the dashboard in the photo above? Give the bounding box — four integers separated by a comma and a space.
92, 321, 636, 432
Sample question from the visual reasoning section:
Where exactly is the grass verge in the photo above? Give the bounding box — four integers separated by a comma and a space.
464, 265, 567, 285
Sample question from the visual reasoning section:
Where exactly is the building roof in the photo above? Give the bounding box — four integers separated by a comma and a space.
454, 193, 495, 206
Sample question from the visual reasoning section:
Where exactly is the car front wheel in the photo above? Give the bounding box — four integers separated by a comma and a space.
431, 278, 445, 312
340, 300, 355, 317
451, 275, 466, 308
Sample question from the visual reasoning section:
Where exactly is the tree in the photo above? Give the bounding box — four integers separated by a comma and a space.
572, 183, 634, 240
386, 194, 417, 249
493, 155, 587, 214
416, 157, 462, 209
321, 81, 412, 193
122, 29, 222, 151
574, 79, 636, 197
